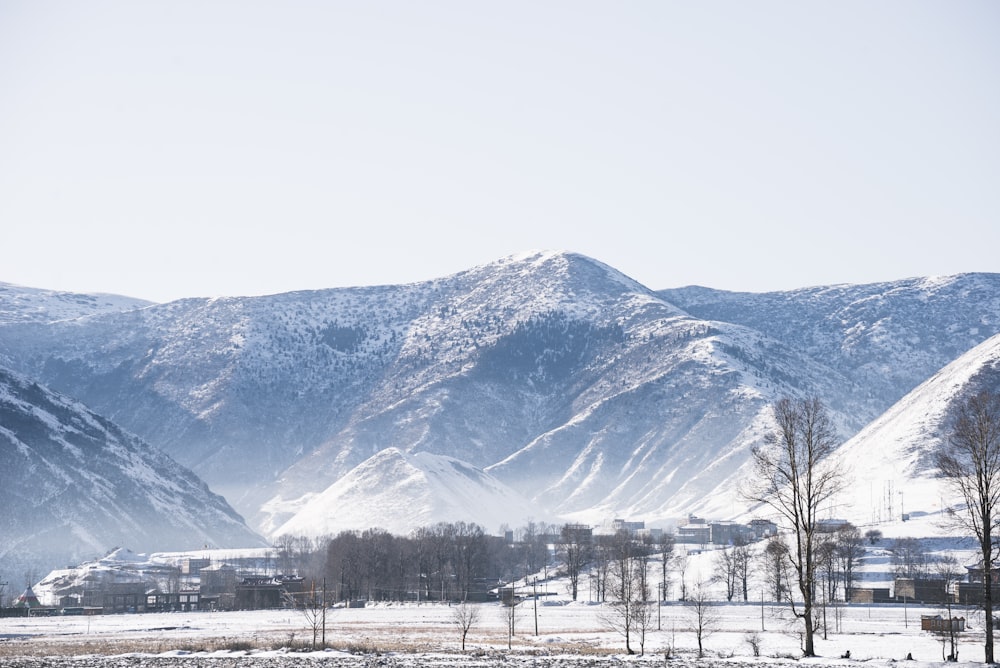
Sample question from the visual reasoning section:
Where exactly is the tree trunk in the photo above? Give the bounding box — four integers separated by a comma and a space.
985, 554, 994, 663
803, 599, 815, 656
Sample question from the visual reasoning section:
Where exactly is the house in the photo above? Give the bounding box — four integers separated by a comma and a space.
958, 560, 1000, 604
86, 581, 150, 613
180, 558, 211, 575
199, 564, 238, 610
895, 577, 949, 604
748, 519, 778, 540
849, 587, 892, 603
710, 521, 753, 546
466, 578, 501, 603
145, 589, 200, 612
921, 615, 965, 632
611, 519, 645, 534
234, 575, 304, 610
676, 517, 711, 545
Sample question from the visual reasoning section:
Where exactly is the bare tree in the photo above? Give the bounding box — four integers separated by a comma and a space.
686, 581, 719, 658
743, 397, 847, 657
713, 547, 739, 602
835, 524, 864, 602
518, 521, 550, 581
283, 581, 327, 650
557, 524, 592, 601
452, 602, 480, 651
815, 538, 839, 604
935, 389, 1000, 664
500, 590, 523, 650
631, 548, 653, 656
733, 539, 755, 602
657, 533, 675, 602
673, 550, 689, 602
890, 537, 928, 579
592, 540, 613, 602
934, 556, 965, 662
601, 533, 649, 655
760, 530, 790, 604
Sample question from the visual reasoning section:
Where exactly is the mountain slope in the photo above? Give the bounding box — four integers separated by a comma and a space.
255, 252, 870, 532
659, 274, 1000, 411
0, 366, 265, 575
272, 449, 539, 538
2, 254, 1000, 538
0, 281, 153, 324
829, 332, 1000, 526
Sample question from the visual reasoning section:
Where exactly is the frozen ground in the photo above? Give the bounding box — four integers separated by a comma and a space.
0, 596, 991, 667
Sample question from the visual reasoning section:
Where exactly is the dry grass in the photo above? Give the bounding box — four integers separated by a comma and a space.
0, 627, 620, 659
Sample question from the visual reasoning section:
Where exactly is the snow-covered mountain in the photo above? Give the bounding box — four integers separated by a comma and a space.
830, 332, 1000, 526
0, 366, 265, 576
659, 275, 1000, 415
1, 252, 999, 541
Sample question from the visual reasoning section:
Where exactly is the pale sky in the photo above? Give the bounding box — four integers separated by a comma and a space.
1, 1, 998, 303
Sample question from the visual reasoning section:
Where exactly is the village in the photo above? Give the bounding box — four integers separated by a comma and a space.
0, 512, 987, 631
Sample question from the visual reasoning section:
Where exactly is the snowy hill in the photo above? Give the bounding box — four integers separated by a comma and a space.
831, 332, 1000, 527
0, 366, 265, 576
272, 449, 539, 538
1, 253, 999, 540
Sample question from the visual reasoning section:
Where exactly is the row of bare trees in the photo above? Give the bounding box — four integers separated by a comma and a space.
274, 520, 570, 603
323, 522, 512, 602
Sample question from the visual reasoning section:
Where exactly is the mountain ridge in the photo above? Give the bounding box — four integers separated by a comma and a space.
2, 253, 999, 540
0, 365, 265, 575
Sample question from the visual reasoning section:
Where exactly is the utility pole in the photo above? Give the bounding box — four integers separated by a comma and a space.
322, 578, 327, 648
533, 578, 538, 636
657, 583, 661, 631
761, 589, 765, 632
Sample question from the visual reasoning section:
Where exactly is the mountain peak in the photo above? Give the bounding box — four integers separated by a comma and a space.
272, 448, 539, 537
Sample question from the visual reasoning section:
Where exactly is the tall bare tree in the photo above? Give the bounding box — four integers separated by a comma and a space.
733, 538, 755, 602
934, 556, 965, 662
557, 524, 592, 601
602, 532, 649, 655
713, 547, 739, 602
686, 580, 719, 658
761, 535, 789, 602
835, 524, 864, 602
743, 397, 847, 657
657, 533, 675, 602
935, 389, 1000, 664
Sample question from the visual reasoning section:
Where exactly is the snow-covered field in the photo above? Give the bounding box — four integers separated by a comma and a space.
0, 597, 990, 667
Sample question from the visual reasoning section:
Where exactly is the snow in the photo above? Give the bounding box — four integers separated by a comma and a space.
0, 282, 153, 325
831, 333, 1000, 527
11, 507, 992, 666
272, 449, 539, 538
1, 589, 994, 664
